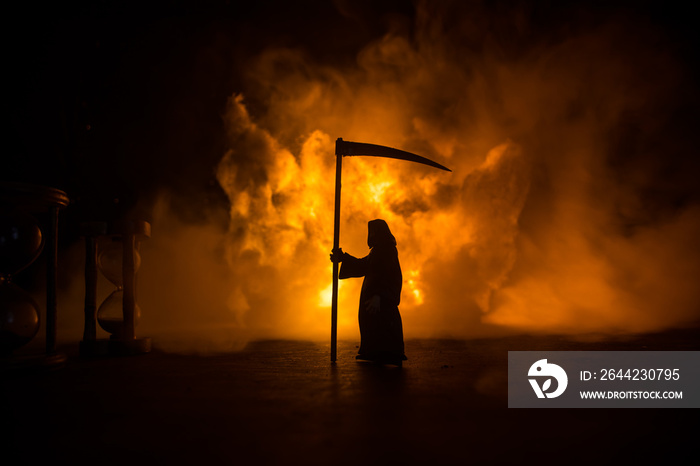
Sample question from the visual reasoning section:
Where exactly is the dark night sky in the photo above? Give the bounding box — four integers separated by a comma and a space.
5, 0, 699, 236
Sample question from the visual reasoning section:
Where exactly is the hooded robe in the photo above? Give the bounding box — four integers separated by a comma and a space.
339, 219, 406, 363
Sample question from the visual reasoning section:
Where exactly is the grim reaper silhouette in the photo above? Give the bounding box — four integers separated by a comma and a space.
332, 219, 405, 365
328, 139, 450, 363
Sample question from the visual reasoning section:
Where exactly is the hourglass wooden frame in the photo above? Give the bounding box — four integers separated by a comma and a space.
0, 182, 69, 368
79, 220, 151, 356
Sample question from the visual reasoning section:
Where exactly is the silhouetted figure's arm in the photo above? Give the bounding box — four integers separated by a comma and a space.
363, 246, 402, 309
338, 252, 369, 279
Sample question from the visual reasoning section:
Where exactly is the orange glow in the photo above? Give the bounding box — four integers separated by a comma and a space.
407, 270, 424, 305
215, 92, 530, 340
125, 5, 699, 349
207, 13, 700, 341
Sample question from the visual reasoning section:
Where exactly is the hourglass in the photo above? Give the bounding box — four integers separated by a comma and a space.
0, 182, 69, 368
80, 220, 151, 356
0, 208, 42, 355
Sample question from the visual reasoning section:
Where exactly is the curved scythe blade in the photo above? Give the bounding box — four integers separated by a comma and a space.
335, 138, 451, 172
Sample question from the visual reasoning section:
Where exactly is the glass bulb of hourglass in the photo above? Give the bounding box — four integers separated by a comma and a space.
97, 289, 141, 338
0, 283, 40, 354
0, 208, 43, 277
97, 240, 141, 287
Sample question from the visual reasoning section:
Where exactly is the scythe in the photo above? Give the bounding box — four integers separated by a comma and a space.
330, 138, 451, 362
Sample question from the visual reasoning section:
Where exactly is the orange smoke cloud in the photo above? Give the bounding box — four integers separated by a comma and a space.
209, 2, 700, 340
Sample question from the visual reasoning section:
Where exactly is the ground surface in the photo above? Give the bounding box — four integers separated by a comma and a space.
3, 329, 699, 465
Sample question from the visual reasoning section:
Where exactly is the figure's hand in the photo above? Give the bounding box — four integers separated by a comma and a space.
330, 248, 345, 263
366, 295, 381, 315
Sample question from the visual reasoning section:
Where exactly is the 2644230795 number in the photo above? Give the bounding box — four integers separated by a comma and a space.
600, 368, 680, 381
